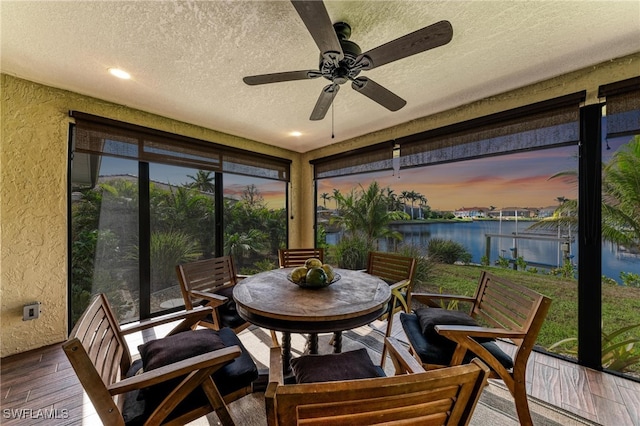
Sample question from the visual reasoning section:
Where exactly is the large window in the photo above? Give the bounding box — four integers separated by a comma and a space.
69, 113, 290, 326
71, 155, 140, 324
223, 175, 287, 274
314, 90, 640, 381
148, 164, 216, 314
598, 78, 640, 379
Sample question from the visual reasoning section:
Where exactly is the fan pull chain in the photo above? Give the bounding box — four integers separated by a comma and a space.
331, 86, 336, 139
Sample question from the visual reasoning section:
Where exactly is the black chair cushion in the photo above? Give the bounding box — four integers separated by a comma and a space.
122, 327, 258, 425
139, 328, 227, 371
215, 286, 247, 329
199, 286, 246, 329
400, 312, 514, 370
414, 307, 495, 345
290, 348, 385, 384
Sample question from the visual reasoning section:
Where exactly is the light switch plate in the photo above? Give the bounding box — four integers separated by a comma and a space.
23, 302, 40, 320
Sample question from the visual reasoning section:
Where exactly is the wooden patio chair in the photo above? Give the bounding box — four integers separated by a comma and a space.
278, 248, 324, 268
366, 251, 417, 366
177, 256, 278, 346
62, 293, 259, 425
266, 336, 490, 425
176, 256, 250, 334
400, 270, 552, 426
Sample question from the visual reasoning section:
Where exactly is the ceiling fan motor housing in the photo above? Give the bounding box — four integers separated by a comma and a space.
319, 22, 362, 84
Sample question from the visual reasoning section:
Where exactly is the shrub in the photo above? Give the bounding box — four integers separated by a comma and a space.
496, 256, 510, 268
397, 243, 433, 286
548, 323, 640, 372
427, 238, 471, 264
620, 271, 640, 288
148, 231, 200, 291
241, 258, 277, 275
332, 232, 374, 270
550, 259, 576, 279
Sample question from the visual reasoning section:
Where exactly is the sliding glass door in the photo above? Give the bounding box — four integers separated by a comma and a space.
70, 155, 140, 324
68, 113, 290, 326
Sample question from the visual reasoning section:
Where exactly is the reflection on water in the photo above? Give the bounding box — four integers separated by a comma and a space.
326, 220, 640, 283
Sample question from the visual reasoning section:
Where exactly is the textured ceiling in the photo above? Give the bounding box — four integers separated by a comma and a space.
2, 1, 639, 153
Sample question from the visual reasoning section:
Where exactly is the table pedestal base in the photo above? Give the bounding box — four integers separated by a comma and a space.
282, 332, 292, 375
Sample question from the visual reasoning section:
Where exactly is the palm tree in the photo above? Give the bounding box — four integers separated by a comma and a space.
530, 136, 640, 250
601, 135, 640, 247
407, 190, 420, 220
320, 192, 330, 208
400, 190, 410, 217
186, 170, 215, 193
331, 182, 408, 246
332, 189, 342, 209
224, 229, 267, 268
417, 194, 428, 219
383, 187, 395, 212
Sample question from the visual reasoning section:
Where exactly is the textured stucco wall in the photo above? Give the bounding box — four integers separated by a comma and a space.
1, 75, 69, 356
0, 74, 297, 357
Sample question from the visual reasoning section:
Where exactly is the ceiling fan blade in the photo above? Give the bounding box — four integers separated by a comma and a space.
291, 0, 343, 62
356, 20, 453, 70
310, 84, 340, 121
243, 70, 322, 85
352, 77, 406, 111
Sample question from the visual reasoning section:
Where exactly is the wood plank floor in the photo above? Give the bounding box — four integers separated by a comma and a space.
388, 318, 640, 426
2, 322, 639, 425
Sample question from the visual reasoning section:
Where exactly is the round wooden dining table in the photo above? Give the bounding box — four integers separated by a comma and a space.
233, 267, 391, 373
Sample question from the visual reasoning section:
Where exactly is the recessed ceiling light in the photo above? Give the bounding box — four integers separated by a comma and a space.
108, 68, 131, 80
289, 131, 302, 137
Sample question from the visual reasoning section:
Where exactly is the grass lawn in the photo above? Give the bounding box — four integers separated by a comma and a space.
414, 263, 640, 375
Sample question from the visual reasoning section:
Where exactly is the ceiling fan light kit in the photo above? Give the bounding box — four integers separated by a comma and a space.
243, 0, 453, 121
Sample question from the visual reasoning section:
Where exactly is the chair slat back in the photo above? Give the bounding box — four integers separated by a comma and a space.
473, 271, 552, 349
177, 256, 238, 309
278, 248, 324, 268
63, 294, 128, 423
67, 294, 129, 381
272, 359, 489, 426
366, 251, 416, 285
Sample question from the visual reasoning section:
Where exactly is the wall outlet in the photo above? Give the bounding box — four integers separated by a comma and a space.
23, 302, 40, 321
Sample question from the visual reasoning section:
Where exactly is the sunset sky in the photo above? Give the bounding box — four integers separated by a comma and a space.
104, 134, 628, 213
318, 145, 579, 211
317, 135, 628, 212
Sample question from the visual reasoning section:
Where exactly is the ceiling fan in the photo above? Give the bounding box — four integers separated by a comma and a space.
243, 0, 453, 121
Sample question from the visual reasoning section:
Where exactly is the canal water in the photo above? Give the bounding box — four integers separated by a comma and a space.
326, 220, 640, 283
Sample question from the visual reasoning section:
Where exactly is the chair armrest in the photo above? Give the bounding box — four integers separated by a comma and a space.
435, 325, 526, 340
411, 293, 476, 308
120, 306, 213, 335
107, 345, 241, 395
388, 279, 410, 292
190, 290, 228, 306
236, 274, 250, 280
265, 346, 283, 426
435, 325, 522, 376
268, 346, 284, 387
385, 337, 425, 374
388, 280, 412, 312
